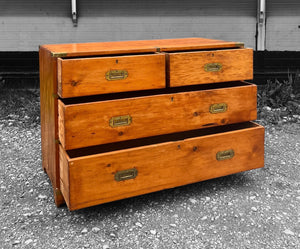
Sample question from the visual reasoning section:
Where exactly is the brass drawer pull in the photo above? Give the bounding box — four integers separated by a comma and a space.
216, 149, 234, 161
209, 103, 228, 114
204, 62, 222, 72
105, 70, 128, 81
109, 115, 132, 128
115, 168, 138, 182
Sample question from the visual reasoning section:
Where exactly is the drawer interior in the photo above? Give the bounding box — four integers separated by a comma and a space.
60, 81, 253, 105
66, 122, 261, 159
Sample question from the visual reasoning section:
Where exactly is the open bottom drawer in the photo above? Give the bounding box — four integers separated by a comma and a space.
59, 122, 264, 211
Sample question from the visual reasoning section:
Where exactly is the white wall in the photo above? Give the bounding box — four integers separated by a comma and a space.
266, 0, 300, 51
0, 0, 256, 51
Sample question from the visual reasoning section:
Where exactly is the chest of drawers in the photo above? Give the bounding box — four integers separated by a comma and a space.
39, 38, 264, 211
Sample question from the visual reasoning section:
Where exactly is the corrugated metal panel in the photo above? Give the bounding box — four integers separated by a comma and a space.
0, 0, 256, 51
266, 0, 300, 51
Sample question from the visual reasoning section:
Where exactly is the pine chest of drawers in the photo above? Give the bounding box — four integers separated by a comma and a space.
39, 38, 264, 211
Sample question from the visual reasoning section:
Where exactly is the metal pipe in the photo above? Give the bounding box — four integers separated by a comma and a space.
71, 0, 77, 26
257, 0, 266, 50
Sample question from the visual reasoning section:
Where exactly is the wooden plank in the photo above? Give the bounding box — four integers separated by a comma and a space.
58, 82, 257, 150
61, 122, 264, 210
39, 47, 65, 206
41, 38, 242, 58
58, 100, 65, 152
58, 54, 166, 98
59, 145, 70, 207
167, 48, 253, 87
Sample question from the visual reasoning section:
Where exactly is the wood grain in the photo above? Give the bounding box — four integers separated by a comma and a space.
41, 38, 242, 58
58, 54, 166, 98
59, 145, 70, 206
39, 46, 65, 206
40, 38, 262, 211
167, 48, 253, 87
58, 82, 257, 150
60, 122, 264, 210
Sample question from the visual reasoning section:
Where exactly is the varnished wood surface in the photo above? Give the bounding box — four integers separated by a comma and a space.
59, 122, 264, 210
168, 48, 253, 87
59, 144, 70, 206
58, 82, 257, 150
58, 54, 166, 98
41, 38, 242, 58
40, 38, 263, 210
39, 47, 65, 206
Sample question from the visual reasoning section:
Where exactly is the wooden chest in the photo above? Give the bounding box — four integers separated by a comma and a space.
39, 38, 264, 211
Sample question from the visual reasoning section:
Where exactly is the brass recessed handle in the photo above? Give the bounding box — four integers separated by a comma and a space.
105, 69, 128, 81
204, 62, 222, 72
216, 149, 234, 161
209, 103, 228, 114
109, 115, 132, 128
115, 168, 138, 182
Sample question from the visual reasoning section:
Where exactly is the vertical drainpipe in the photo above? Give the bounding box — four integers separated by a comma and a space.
72, 0, 77, 27
257, 0, 266, 50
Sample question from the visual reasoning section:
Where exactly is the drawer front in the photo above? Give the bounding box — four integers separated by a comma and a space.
58, 83, 257, 150
57, 54, 166, 98
167, 48, 253, 87
58, 82, 257, 150
59, 122, 264, 210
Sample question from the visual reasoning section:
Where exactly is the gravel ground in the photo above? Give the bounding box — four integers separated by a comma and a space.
0, 92, 300, 248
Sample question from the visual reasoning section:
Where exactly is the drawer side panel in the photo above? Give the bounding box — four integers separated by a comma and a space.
59, 145, 70, 207
58, 100, 66, 149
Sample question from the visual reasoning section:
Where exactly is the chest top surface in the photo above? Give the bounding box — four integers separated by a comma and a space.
40, 38, 244, 58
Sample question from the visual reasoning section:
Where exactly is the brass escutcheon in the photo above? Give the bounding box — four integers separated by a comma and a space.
216, 149, 234, 161
204, 62, 222, 72
115, 168, 138, 182
109, 115, 132, 128
105, 70, 128, 81
209, 103, 228, 114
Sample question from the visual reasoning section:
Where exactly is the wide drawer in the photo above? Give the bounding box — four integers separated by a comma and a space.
167, 48, 253, 87
59, 122, 265, 210
57, 53, 166, 98
58, 81, 257, 150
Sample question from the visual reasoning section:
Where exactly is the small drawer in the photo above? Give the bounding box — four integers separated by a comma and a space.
59, 122, 265, 210
57, 53, 166, 98
167, 48, 253, 87
58, 81, 257, 150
